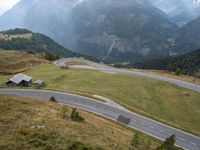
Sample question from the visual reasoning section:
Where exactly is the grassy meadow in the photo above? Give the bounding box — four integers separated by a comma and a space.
132, 69, 200, 85
0, 95, 161, 150
1, 63, 195, 135
0, 33, 32, 40
0, 50, 47, 75
0, 53, 200, 135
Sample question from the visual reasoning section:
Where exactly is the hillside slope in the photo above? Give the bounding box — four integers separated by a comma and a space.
0, 0, 178, 63
0, 28, 81, 58
67, 0, 178, 63
172, 16, 200, 54
133, 48, 200, 77
150, 0, 200, 25
0, 63, 198, 135
0, 94, 161, 150
0, 50, 47, 75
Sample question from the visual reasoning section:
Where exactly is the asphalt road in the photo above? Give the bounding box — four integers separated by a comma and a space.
55, 58, 200, 93
0, 88, 200, 150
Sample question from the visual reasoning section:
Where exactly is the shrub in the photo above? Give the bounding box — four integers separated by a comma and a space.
71, 108, 84, 122
129, 132, 151, 150
156, 135, 176, 150
60, 106, 69, 119
129, 132, 139, 149
175, 68, 181, 76
68, 141, 92, 150
49, 96, 57, 103
44, 49, 59, 61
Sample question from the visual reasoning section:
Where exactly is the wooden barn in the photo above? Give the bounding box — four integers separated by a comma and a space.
6, 73, 32, 86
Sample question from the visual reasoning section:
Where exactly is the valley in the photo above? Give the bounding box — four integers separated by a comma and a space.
0, 0, 200, 149
0, 0, 199, 64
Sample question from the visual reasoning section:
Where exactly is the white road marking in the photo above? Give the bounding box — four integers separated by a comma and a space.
132, 119, 136, 122
150, 126, 154, 129
158, 129, 164, 133
178, 138, 186, 141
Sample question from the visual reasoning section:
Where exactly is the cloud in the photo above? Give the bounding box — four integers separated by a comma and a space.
0, 0, 20, 15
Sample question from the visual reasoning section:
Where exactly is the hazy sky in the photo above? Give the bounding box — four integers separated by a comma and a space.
0, 0, 20, 15
0, 0, 200, 16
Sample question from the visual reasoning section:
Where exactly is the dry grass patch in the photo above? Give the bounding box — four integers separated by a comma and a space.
0, 50, 47, 75
65, 61, 88, 66
0, 95, 160, 150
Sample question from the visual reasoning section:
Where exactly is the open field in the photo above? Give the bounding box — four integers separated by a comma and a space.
59, 58, 200, 85
0, 94, 161, 150
0, 63, 197, 135
0, 33, 32, 40
1, 54, 200, 135
132, 69, 200, 85
0, 50, 47, 75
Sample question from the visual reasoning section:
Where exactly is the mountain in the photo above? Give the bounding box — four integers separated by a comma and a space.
65, 0, 178, 63
0, 0, 178, 63
133, 48, 200, 77
172, 16, 200, 54
0, 28, 81, 58
150, 0, 200, 26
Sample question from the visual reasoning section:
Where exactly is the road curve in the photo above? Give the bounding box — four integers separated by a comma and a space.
55, 58, 200, 93
0, 88, 199, 150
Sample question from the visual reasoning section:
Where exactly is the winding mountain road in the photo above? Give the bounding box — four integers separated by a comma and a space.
55, 58, 200, 93
1, 58, 200, 149
0, 88, 200, 150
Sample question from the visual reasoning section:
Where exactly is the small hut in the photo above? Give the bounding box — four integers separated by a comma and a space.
34, 80, 44, 87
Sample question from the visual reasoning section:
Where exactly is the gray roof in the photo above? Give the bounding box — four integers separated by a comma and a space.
34, 80, 44, 84
9, 73, 32, 84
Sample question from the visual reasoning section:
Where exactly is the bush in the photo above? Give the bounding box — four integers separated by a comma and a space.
129, 132, 151, 150
175, 68, 181, 76
49, 96, 57, 103
71, 108, 84, 122
156, 135, 176, 150
60, 106, 69, 119
129, 132, 139, 149
44, 49, 59, 61
68, 141, 92, 150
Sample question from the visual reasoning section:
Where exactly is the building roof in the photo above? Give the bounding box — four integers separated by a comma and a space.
8, 73, 32, 84
34, 80, 44, 84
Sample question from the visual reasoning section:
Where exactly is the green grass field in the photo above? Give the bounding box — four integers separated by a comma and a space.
13, 64, 200, 135
1, 62, 200, 135
0, 95, 161, 150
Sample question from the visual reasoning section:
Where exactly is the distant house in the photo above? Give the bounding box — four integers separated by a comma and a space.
34, 80, 44, 87
6, 73, 32, 86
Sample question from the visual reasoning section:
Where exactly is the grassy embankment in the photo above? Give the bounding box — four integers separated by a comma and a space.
132, 69, 200, 85
0, 95, 161, 150
67, 60, 200, 85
